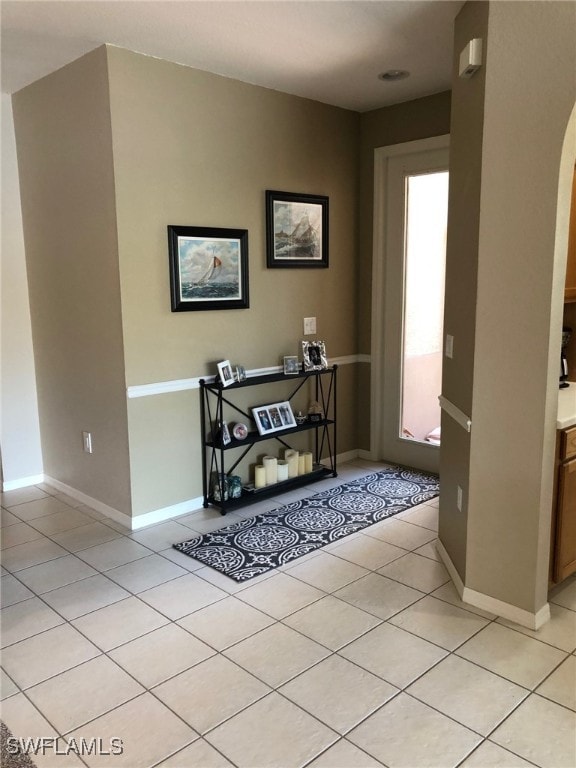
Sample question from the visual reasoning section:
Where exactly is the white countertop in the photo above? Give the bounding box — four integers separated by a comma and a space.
557, 383, 576, 429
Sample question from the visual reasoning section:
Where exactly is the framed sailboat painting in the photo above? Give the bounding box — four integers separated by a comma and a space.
168, 225, 249, 311
266, 190, 328, 268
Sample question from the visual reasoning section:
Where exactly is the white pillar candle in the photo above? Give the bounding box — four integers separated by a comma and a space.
302, 451, 313, 474
263, 456, 278, 485
298, 454, 306, 476
277, 460, 289, 482
254, 465, 266, 489
284, 449, 299, 478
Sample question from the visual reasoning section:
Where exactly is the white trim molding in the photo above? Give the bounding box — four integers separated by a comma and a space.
42, 450, 365, 530
129, 496, 205, 530
436, 538, 465, 594
439, 396, 472, 433
2, 474, 45, 492
127, 377, 205, 399
44, 476, 133, 529
126, 355, 366, 399
436, 539, 551, 630
43, 475, 205, 531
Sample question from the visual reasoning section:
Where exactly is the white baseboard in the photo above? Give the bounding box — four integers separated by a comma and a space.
129, 496, 205, 530
435, 538, 465, 593
44, 476, 206, 531
332, 450, 361, 465
461, 585, 550, 631
436, 538, 550, 630
357, 449, 376, 461
2, 474, 45, 492
135, 453, 365, 528
12, 451, 379, 531
44, 476, 134, 529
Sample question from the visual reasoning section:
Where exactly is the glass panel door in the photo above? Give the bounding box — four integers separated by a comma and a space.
401, 171, 448, 445
379, 145, 449, 473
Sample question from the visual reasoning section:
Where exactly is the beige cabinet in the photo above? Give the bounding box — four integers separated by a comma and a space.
551, 426, 576, 583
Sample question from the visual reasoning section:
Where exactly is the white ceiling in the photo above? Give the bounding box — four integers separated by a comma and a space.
1, 0, 464, 112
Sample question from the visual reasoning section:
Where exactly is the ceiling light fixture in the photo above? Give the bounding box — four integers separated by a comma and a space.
378, 69, 410, 82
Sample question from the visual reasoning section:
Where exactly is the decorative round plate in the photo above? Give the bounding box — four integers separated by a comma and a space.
232, 423, 248, 440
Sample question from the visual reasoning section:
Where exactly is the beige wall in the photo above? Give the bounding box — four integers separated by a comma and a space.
11, 44, 361, 518
111, 47, 361, 516
357, 93, 452, 450
106, 47, 359, 385
12, 48, 132, 513
1, 94, 43, 486
441, 1, 576, 615
439, 0, 488, 579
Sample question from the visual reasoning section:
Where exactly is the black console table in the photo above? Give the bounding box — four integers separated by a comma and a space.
199, 365, 337, 513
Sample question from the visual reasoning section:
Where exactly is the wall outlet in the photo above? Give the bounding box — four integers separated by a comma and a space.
445, 334, 454, 359
457, 485, 463, 511
303, 317, 317, 335
82, 431, 93, 454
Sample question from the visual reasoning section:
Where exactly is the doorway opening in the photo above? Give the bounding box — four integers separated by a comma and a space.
371, 135, 449, 473
401, 170, 448, 445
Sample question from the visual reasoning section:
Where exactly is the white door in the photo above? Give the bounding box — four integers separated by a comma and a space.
371, 137, 449, 473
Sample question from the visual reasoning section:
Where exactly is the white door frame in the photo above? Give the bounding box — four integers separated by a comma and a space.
370, 134, 450, 466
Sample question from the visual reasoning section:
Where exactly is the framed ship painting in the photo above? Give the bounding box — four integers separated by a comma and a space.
168, 225, 249, 311
266, 191, 329, 268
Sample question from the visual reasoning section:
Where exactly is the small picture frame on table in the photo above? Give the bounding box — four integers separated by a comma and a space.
252, 401, 296, 435
283, 356, 300, 375
302, 341, 328, 371
217, 360, 234, 387
236, 365, 247, 382
220, 421, 231, 445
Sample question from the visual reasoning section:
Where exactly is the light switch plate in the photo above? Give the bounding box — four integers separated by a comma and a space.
304, 317, 317, 335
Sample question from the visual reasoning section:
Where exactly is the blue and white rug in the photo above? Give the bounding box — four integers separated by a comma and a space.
173, 466, 439, 582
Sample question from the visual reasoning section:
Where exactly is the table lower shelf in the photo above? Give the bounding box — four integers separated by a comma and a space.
206, 465, 337, 514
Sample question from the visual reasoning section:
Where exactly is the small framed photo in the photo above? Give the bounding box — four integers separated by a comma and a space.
302, 341, 328, 371
217, 360, 234, 387
236, 365, 247, 382
266, 190, 329, 268
220, 421, 231, 446
252, 401, 296, 435
283, 356, 300, 375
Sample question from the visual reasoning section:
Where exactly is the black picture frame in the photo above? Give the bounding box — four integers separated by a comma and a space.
266, 190, 328, 268
168, 225, 249, 311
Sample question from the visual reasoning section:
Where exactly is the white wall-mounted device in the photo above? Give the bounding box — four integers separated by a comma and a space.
303, 317, 317, 335
82, 431, 93, 454
459, 38, 483, 79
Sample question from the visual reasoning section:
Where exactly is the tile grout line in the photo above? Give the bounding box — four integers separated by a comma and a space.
2, 477, 574, 768
7, 569, 571, 768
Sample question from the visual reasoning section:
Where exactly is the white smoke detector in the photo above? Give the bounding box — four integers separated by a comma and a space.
459, 38, 483, 79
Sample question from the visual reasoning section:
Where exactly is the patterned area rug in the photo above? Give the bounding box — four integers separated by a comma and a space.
174, 466, 439, 582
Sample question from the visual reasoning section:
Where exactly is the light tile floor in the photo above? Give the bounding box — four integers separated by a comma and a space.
1, 460, 575, 768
